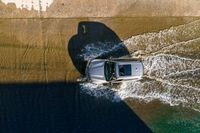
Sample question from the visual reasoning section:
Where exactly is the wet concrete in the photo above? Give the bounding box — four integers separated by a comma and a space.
0, 17, 200, 132
1, 0, 200, 18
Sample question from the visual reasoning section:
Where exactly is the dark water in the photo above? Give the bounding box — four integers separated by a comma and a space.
0, 82, 151, 133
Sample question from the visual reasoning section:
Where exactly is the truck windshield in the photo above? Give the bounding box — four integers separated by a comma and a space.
104, 61, 116, 81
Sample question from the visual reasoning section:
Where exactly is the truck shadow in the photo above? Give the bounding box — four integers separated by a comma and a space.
0, 82, 152, 133
68, 21, 130, 75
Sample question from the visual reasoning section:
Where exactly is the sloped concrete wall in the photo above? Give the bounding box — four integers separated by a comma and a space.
0, 0, 200, 18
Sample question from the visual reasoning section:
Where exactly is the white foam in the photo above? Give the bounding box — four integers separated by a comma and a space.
1, 0, 54, 11
79, 42, 124, 60
124, 19, 200, 56
80, 82, 121, 102
150, 37, 200, 55
80, 79, 200, 112
80, 20, 200, 112
117, 79, 200, 112
143, 54, 200, 78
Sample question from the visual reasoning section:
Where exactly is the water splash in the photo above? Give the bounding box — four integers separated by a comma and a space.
79, 42, 125, 60
124, 19, 200, 56
117, 79, 200, 112
143, 54, 200, 78
80, 19, 200, 112
80, 83, 120, 102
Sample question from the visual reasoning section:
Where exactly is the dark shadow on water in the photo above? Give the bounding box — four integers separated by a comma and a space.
68, 21, 130, 75
0, 82, 152, 133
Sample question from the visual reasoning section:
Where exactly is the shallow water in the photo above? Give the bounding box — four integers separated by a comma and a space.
80, 20, 200, 112
0, 17, 200, 132
79, 18, 200, 132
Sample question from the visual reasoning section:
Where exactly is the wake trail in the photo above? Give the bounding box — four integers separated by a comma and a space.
124, 19, 200, 56
118, 78, 200, 112
79, 42, 125, 61
149, 37, 200, 56
117, 54, 200, 112
79, 19, 200, 112
142, 54, 200, 78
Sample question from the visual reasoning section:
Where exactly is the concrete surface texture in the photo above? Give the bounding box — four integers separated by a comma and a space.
0, 0, 200, 18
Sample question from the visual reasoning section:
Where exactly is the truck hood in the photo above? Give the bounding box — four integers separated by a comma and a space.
88, 60, 105, 80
